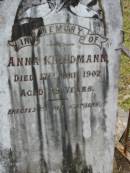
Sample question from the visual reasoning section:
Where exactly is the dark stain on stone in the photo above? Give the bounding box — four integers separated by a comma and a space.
98, 0, 107, 36
9, 149, 18, 173
102, 49, 109, 101
90, 106, 97, 136
101, 48, 109, 131
100, 48, 109, 132
61, 142, 93, 173
8, 78, 14, 108
87, 0, 98, 8
31, 43, 48, 173
90, 48, 109, 134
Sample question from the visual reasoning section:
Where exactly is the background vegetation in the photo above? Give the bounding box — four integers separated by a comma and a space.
118, 0, 130, 110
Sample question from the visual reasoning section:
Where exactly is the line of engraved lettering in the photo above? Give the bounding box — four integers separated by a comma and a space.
13, 70, 101, 82
8, 54, 108, 67
68, 102, 102, 109
36, 23, 89, 37
8, 107, 37, 114
8, 102, 101, 114
20, 86, 94, 97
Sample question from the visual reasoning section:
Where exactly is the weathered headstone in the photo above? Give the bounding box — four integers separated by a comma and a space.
0, 0, 123, 173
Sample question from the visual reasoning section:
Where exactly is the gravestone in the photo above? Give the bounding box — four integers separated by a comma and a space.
0, 0, 123, 173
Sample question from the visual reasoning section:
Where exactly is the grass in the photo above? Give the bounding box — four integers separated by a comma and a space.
118, 0, 130, 110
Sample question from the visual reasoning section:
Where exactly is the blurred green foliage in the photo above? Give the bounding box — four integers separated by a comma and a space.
118, 0, 130, 110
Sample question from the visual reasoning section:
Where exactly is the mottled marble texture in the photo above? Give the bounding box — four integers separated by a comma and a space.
0, 0, 122, 173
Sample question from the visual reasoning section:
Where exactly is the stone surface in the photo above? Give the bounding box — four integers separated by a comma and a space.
0, 1, 123, 173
